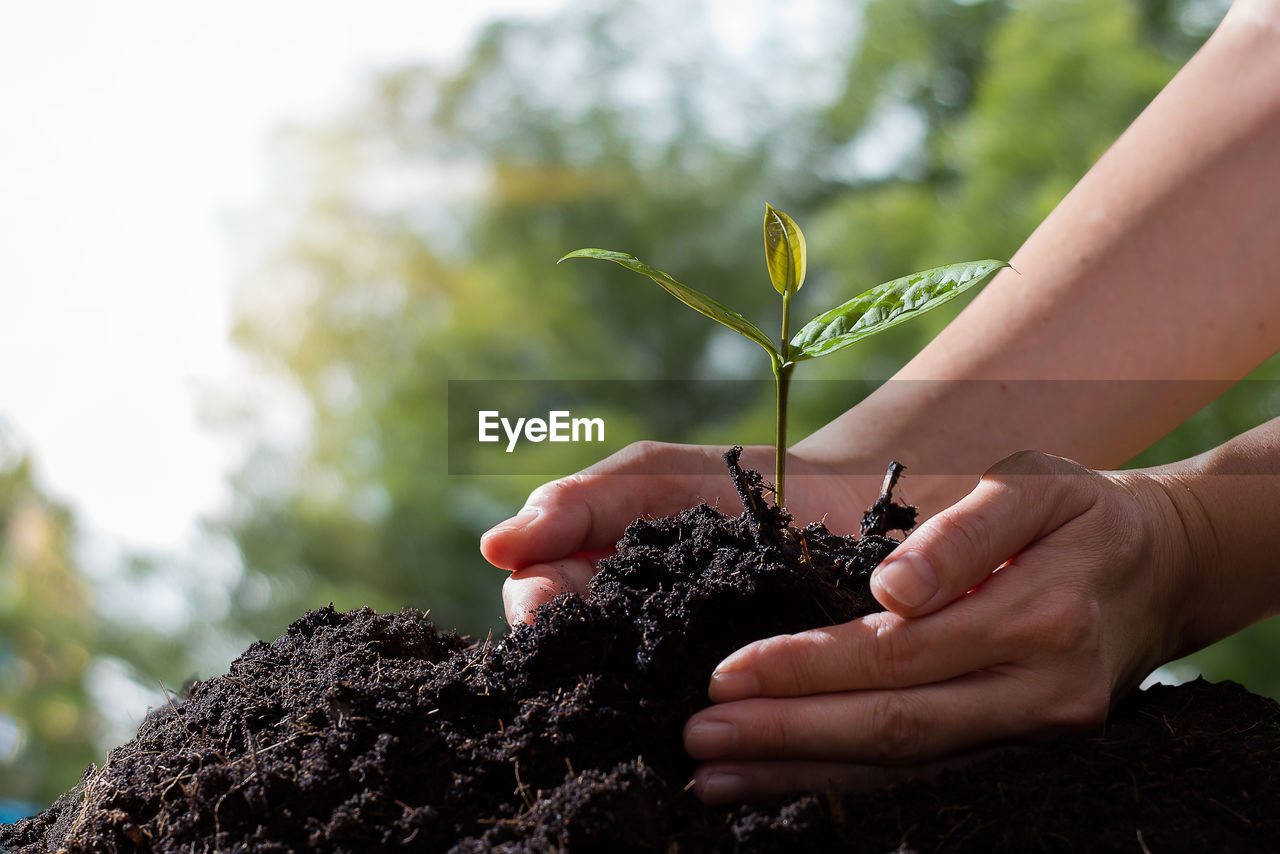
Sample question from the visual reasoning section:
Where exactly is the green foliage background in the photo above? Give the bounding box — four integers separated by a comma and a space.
8, 0, 1277, 809
0, 452, 100, 806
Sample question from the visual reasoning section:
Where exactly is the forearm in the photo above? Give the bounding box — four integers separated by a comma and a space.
1152, 414, 1280, 656
797, 2, 1280, 517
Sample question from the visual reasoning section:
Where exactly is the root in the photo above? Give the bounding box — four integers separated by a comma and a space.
723, 446, 791, 547
859, 461, 917, 538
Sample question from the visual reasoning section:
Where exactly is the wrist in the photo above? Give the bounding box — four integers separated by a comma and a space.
1128, 465, 1225, 659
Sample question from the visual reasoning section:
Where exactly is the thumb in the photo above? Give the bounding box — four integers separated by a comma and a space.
870, 451, 1095, 616
481, 442, 763, 571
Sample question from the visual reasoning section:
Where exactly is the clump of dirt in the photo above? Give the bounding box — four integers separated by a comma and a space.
4, 450, 1279, 852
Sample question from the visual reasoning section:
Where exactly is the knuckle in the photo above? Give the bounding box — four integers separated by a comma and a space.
778, 634, 824, 694
744, 704, 794, 755
748, 634, 810, 695
984, 450, 1088, 507
528, 472, 590, 508
614, 440, 675, 471
1086, 485, 1148, 564
1026, 597, 1110, 732
583, 440, 684, 476
925, 507, 991, 570
1043, 682, 1110, 730
986, 448, 1053, 477
1043, 595, 1102, 654
868, 693, 922, 763
762, 630, 848, 695
626, 439, 668, 458
865, 618, 912, 686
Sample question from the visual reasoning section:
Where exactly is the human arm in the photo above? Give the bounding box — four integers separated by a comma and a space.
795, 0, 1280, 517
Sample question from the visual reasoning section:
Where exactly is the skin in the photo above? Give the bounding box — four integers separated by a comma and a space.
684, 425, 1280, 802
482, 0, 1280, 803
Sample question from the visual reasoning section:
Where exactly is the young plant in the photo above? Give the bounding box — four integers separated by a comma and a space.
560, 205, 1007, 510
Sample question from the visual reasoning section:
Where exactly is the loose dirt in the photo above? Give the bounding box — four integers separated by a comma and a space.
5, 450, 1277, 852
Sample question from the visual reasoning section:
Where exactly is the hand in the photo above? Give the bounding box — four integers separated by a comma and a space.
482, 441, 873, 625
682, 450, 1196, 804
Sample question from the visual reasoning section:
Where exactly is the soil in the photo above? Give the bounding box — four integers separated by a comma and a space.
4, 449, 1279, 853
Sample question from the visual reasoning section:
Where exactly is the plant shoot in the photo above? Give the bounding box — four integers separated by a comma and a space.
560, 205, 1007, 509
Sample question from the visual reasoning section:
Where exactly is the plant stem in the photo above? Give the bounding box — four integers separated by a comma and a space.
775, 289, 794, 509
774, 360, 794, 509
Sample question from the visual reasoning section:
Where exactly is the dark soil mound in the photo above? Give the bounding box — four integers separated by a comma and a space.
4, 452, 1279, 852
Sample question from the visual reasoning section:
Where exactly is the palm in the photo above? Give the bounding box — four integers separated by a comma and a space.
490, 442, 880, 624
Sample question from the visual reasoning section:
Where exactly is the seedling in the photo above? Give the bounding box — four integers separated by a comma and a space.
560, 205, 1007, 509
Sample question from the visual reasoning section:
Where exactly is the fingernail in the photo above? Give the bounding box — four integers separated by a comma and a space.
874, 551, 938, 609
709, 669, 758, 702
482, 508, 540, 542
697, 773, 747, 804
684, 721, 737, 758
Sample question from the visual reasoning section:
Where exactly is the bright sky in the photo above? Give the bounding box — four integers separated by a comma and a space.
0, 0, 564, 555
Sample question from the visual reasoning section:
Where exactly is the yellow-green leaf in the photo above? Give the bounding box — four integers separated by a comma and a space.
790, 260, 1008, 361
559, 248, 780, 361
763, 205, 806, 296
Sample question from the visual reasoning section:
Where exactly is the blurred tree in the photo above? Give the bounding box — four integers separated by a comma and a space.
802, 0, 1178, 390
0, 443, 100, 806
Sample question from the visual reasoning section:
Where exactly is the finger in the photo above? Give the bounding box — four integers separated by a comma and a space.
480, 443, 764, 571
708, 605, 1012, 702
685, 671, 1039, 765
690, 748, 1007, 805
870, 450, 1095, 616
502, 551, 608, 625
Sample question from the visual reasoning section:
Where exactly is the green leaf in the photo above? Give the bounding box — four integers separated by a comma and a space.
763, 205, 806, 295
559, 248, 780, 360
789, 259, 1008, 361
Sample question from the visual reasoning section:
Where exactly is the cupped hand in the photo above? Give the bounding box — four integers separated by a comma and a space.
482, 441, 872, 625
683, 450, 1197, 804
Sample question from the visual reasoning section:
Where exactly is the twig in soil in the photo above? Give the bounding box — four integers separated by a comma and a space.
934, 806, 975, 849
226, 732, 302, 767
244, 722, 262, 774
809, 594, 836, 626
158, 681, 181, 716
860, 461, 917, 538
513, 759, 536, 811
1209, 797, 1253, 826
214, 769, 259, 840
62, 759, 116, 848
879, 460, 904, 497
459, 645, 491, 678
158, 755, 206, 803
725, 446, 766, 522
893, 823, 919, 853
1128, 766, 1142, 806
